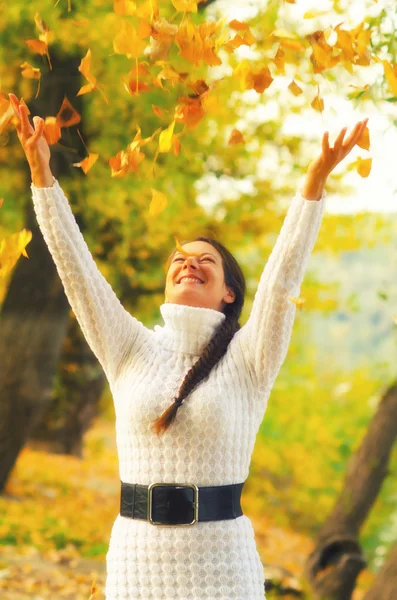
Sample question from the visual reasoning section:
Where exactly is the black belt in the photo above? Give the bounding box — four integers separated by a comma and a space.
120, 480, 245, 527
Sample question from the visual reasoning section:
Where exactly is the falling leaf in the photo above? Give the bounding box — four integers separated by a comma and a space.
25, 39, 47, 55
229, 19, 249, 30
311, 86, 324, 112
289, 295, 306, 309
43, 117, 62, 145
20, 62, 41, 98
173, 236, 200, 257
172, 135, 181, 156
172, 0, 200, 12
152, 105, 164, 118
73, 153, 99, 174
56, 97, 81, 128
233, 60, 274, 93
174, 96, 204, 128
77, 49, 108, 103
228, 129, 245, 145
148, 188, 168, 217
158, 120, 176, 152
288, 80, 303, 96
113, 0, 137, 15
382, 60, 397, 97
356, 157, 372, 178
0, 229, 32, 277
356, 126, 370, 151
113, 21, 147, 58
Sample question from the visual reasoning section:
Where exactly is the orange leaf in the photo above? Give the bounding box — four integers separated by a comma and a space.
174, 97, 204, 129
229, 19, 249, 30
25, 39, 47, 55
73, 153, 99, 174
43, 117, 61, 145
288, 80, 303, 96
172, 135, 181, 156
20, 61, 41, 80
78, 49, 96, 84
228, 129, 245, 145
56, 97, 81, 128
356, 157, 372, 178
77, 82, 96, 96
152, 105, 164, 118
109, 145, 145, 178
311, 90, 324, 112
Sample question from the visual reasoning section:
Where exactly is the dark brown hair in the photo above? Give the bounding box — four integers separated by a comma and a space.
150, 236, 246, 436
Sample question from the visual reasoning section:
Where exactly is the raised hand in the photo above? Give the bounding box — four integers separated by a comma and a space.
308, 118, 369, 179
9, 93, 52, 186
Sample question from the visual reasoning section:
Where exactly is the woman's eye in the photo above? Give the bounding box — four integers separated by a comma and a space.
174, 257, 213, 262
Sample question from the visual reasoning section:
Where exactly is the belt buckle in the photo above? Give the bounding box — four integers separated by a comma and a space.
148, 482, 199, 527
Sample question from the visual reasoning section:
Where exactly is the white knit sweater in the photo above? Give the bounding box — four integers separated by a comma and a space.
31, 179, 326, 600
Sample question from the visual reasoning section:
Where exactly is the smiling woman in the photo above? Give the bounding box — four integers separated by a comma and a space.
153, 236, 246, 434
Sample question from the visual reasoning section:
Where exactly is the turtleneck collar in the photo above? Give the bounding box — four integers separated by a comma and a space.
154, 303, 226, 355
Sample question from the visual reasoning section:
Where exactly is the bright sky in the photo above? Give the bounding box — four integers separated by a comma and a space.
196, 0, 397, 215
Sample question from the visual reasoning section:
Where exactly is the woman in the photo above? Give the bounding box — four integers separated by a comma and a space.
10, 93, 368, 599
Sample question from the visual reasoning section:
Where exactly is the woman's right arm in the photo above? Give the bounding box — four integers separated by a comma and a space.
10, 94, 149, 385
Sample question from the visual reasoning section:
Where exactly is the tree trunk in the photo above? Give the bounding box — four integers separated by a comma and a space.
0, 54, 83, 492
305, 381, 397, 600
363, 541, 397, 600
28, 314, 107, 457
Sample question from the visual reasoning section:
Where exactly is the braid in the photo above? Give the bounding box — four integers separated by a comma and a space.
150, 308, 241, 436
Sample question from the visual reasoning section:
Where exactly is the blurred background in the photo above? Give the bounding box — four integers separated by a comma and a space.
0, 0, 397, 598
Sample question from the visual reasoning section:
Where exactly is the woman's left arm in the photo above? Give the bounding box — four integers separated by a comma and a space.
235, 118, 369, 394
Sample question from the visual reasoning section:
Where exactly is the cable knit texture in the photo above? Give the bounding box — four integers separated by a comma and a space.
31, 178, 327, 600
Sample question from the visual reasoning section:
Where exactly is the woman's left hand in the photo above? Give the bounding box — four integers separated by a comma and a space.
307, 118, 369, 180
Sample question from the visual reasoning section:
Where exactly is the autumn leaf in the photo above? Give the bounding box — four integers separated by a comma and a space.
311, 86, 324, 112
172, 0, 200, 12
289, 295, 306, 309
228, 129, 245, 145
158, 120, 176, 152
113, 21, 147, 58
0, 229, 32, 277
356, 157, 372, 178
382, 60, 397, 97
73, 153, 99, 174
43, 117, 62, 145
148, 188, 168, 217
357, 126, 370, 151
77, 49, 108, 103
152, 105, 164, 118
0, 94, 16, 136
174, 96, 205, 128
288, 80, 303, 96
113, 0, 136, 15
172, 135, 181, 156
233, 60, 274, 93
55, 96, 81, 128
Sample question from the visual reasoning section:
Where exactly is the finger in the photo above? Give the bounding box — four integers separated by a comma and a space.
322, 131, 329, 154
31, 117, 44, 142
19, 104, 34, 136
9, 94, 22, 125
344, 120, 369, 151
333, 127, 348, 149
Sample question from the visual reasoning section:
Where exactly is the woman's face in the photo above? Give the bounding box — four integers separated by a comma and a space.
164, 241, 235, 312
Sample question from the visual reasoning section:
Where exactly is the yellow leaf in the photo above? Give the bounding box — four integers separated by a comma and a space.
113, 21, 146, 58
288, 80, 303, 96
172, 0, 199, 12
289, 295, 305, 309
356, 157, 372, 178
382, 60, 397, 97
311, 91, 324, 112
357, 126, 370, 151
158, 120, 175, 152
303, 10, 329, 19
148, 188, 168, 217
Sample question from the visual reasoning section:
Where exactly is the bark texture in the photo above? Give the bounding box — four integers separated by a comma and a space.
305, 381, 397, 600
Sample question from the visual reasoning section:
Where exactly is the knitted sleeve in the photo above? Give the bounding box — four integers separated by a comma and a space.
236, 188, 327, 394
31, 178, 149, 385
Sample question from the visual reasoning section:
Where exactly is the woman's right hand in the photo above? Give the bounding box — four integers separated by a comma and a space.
9, 93, 52, 186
